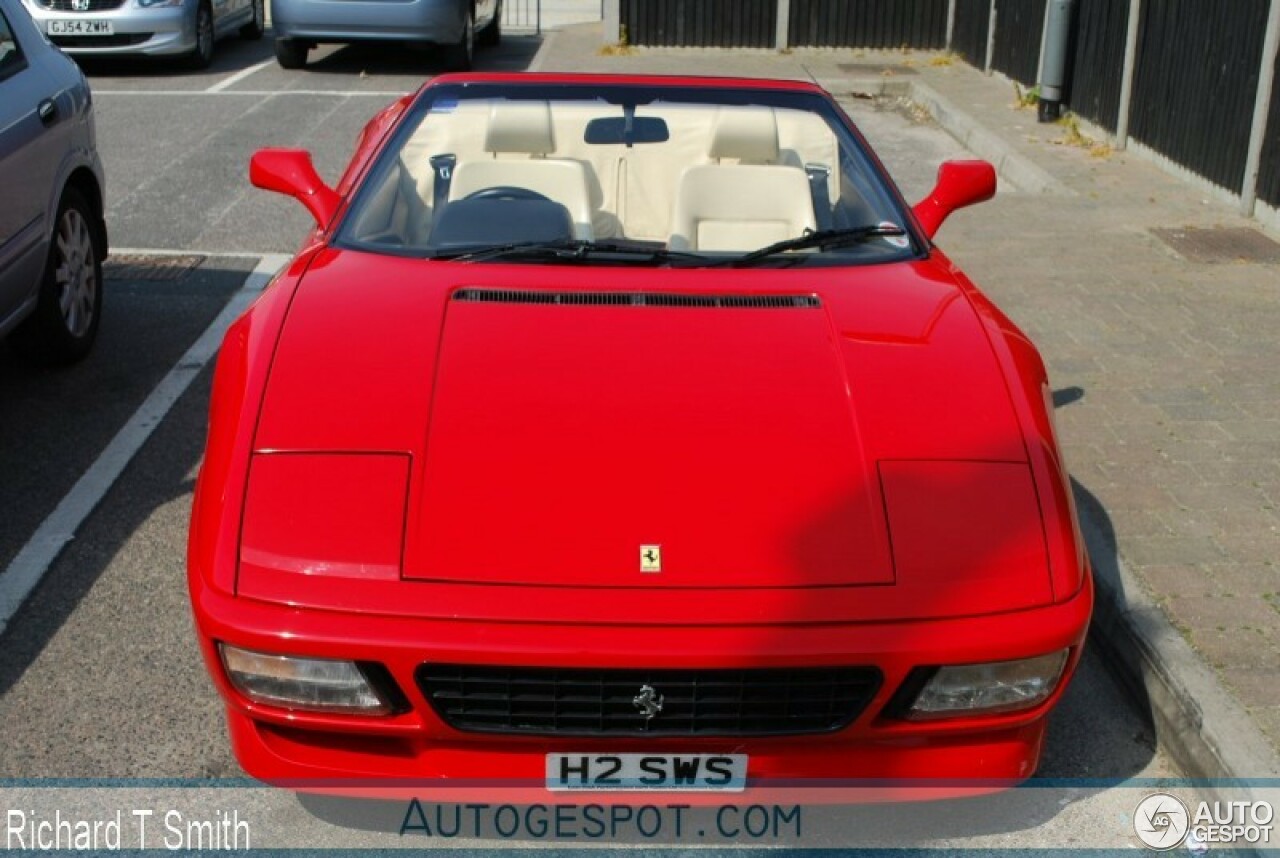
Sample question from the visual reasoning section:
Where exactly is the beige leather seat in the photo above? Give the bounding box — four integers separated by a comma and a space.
449, 101, 594, 240
668, 108, 816, 252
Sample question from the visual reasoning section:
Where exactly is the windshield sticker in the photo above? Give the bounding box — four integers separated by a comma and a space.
879, 222, 910, 248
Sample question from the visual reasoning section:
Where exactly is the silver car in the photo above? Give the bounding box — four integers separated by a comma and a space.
272, 0, 498, 70
0, 0, 107, 364
22, 0, 263, 69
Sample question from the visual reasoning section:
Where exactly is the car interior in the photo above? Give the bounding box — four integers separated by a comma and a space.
345, 98, 889, 255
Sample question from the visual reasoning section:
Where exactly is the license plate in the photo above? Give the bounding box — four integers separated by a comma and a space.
546, 753, 747, 792
48, 20, 114, 36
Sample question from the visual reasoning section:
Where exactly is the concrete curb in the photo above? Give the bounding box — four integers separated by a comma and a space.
820, 76, 1066, 196
1079, 506, 1280, 792
905, 81, 1069, 196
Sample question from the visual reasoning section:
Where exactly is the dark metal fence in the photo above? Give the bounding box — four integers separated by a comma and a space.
501, 0, 539, 30
1064, 0, 1129, 132
951, 0, 992, 67
612, 0, 1280, 211
1129, 0, 1269, 192
1257, 52, 1280, 206
619, 0, 776, 47
787, 0, 947, 49
990, 0, 1046, 86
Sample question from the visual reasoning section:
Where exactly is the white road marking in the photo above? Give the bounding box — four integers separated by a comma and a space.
112, 246, 280, 258
0, 253, 291, 638
205, 59, 274, 93
94, 89, 411, 97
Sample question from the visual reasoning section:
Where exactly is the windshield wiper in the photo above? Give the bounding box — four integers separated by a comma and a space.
431, 239, 710, 266
724, 225, 910, 267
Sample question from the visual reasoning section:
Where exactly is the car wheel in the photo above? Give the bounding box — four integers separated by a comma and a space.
240, 0, 264, 40
11, 188, 104, 366
478, 0, 499, 47
441, 6, 473, 71
275, 37, 308, 68
185, 1, 215, 69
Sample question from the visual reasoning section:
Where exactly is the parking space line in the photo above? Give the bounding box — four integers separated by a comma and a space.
0, 253, 290, 638
205, 59, 274, 93
112, 246, 280, 258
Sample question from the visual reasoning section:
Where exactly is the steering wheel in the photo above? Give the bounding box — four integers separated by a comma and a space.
462, 186, 551, 202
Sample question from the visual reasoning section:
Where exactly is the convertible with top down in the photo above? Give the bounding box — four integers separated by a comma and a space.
187, 72, 1092, 797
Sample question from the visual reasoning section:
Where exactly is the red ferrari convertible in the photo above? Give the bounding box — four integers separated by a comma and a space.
187, 72, 1092, 797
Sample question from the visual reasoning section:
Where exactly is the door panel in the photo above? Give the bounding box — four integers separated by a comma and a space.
0, 6, 55, 317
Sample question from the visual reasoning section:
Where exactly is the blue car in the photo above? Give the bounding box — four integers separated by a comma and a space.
0, 0, 107, 364
272, 0, 499, 70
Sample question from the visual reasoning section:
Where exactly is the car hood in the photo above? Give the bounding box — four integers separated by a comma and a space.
243, 249, 1050, 620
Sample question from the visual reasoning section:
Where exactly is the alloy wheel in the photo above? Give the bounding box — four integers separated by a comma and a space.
53, 207, 96, 339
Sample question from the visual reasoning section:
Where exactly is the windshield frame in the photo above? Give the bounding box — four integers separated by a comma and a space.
332, 80, 928, 268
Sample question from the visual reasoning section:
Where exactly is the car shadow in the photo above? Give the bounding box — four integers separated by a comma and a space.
1051, 385, 1158, 726
70, 32, 276, 77
301, 35, 543, 76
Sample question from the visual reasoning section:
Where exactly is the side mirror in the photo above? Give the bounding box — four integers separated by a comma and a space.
250, 148, 340, 228
912, 160, 997, 239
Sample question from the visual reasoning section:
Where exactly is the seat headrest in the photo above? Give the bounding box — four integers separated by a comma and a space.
485, 101, 555, 156
709, 108, 779, 163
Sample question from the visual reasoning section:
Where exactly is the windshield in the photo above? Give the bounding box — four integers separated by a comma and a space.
336, 83, 920, 267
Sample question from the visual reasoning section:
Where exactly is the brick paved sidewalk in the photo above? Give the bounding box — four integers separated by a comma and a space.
537, 26, 1280, 761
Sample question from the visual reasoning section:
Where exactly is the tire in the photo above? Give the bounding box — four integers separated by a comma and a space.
185, 1, 214, 69
441, 7, 473, 71
478, 0, 499, 47
11, 188, 104, 366
275, 37, 308, 68
240, 0, 264, 40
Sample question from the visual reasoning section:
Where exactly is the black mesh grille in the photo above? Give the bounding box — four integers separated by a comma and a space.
452, 289, 821, 309
417, 665, 881, 737
52, 33, 150, 47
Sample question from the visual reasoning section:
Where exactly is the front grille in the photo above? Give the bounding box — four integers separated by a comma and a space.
417, 664, 882, 737
40, 0, 126, 10
453, 289, 821, 309
52, 32, 150, 46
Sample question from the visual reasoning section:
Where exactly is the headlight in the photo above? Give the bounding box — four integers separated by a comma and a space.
136, 0, 181, 8
903, 650, 1069, 720
219, 644, 400, 715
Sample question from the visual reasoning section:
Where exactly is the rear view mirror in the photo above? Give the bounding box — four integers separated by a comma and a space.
584, 116, 670, 146
912, 160, 997, 239
250, 148, 340, 228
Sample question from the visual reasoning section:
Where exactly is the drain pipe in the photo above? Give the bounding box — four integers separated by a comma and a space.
1038, 0, 1075, 122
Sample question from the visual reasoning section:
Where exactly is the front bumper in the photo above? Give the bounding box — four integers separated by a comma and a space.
26, 4, 194, 56
193, 573, 1093, 799
271, 0, 463, 43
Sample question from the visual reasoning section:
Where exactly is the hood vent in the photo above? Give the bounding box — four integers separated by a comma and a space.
453, 288, 820, 309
